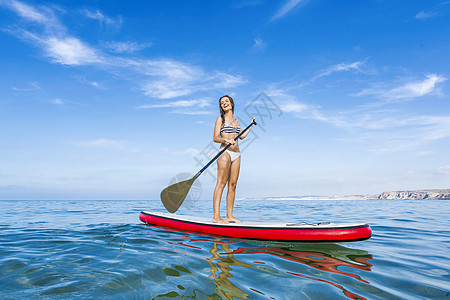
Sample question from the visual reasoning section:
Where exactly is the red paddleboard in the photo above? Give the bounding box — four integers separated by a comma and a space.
139, 211, 372, 242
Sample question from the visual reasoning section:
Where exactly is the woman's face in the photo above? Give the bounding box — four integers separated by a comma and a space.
220, 97, 232, 112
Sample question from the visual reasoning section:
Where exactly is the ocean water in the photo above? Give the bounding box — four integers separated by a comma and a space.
0, 199, 449, 299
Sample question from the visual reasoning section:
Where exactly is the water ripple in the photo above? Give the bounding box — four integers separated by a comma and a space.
1, 200, 449, 299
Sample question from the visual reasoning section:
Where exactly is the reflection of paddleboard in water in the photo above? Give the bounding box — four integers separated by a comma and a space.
139, 211, 372, 242
229, 244, 373, 282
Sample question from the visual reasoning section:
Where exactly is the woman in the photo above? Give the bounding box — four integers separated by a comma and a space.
212, 95, 256, 223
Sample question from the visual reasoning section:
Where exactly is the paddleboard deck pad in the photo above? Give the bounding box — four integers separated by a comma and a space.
139, 211, 372, 242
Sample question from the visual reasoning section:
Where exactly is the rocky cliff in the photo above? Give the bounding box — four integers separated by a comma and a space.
258, 189, 450, 201
377, 189, 450, 200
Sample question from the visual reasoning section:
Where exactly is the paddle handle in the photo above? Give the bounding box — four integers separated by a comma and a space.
194, 119, 256, 179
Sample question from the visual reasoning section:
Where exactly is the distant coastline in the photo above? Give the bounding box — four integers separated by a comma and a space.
376, 189, 450, 200
255, 189, 450, 201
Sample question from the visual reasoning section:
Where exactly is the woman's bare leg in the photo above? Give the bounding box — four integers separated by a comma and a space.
226, 156, 242, 223
212, 153, 231, 223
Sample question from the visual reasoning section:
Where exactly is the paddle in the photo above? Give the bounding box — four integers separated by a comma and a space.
161, 119, 257, 213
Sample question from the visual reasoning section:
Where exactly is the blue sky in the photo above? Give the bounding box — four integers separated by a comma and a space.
1, 0, 449, 200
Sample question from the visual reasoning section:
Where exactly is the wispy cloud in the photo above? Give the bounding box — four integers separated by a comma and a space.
75, 76, 99, 87
12, 81, 41, 92
4, 0, 48, 23
266, 60, 370, 122
279, 96, 450, 152
291, 60, 371, 88
43, 36, 103, 65
313, 60, 368, 81
280, 101, 331, 124
415, 1, 450, 20
415, 11, 438, 20
271, 0, 308, 21
136, 99, 211, 109
51, 98, 65, 105
0, 0, 247, 100
267, 62, 450, 153
81, 9, 122, 29
355, 74, 447, 101
352, 115, 450, 153
102, 41, 152, 54
266, 88, 331, 123
251, 37, 267, 51
136, 99, 213, 115
2, 0, 102, 65
131, 58, 206, 99
136, 60, 247, 99
385, 74, 447, 99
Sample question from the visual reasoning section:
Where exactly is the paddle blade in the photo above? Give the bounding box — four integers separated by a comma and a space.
160, 177, 195, 213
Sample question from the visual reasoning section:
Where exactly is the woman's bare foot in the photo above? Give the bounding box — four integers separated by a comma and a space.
226, 216, 243, 223
212, 217, 228, 224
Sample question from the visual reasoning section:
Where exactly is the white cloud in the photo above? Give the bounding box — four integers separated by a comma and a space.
136, 99, 211, 109
385, 74, 447, 99
416, 115, 450, 142
44, 36, 103, 65
12, 81, 41, 92
252, 37, 267, 51
136, 60, 246, 99
269, 75, 450, 153
278, 100, 326, 121
5, 0, 48, 23
266, 88, 334, 124
330, 113, 450, 152
51, 98, 65, 105
75, 76, 99, 87
102, 41, 152, 53
266, 64, 449, 152
415, 11, 437, 20
299, 110, 450, 153
279, 101, 312, 113
136, 99, 214, 115
415, 2, 450, 20
212, 72, 247, 88
141, 80, 194, 99
280, 100, 349, 127
2, 0, 247, 100
2, 1, 102, 66
272, 0, 308, 21
313, 60, 367, 80
138, 59, 204, 80
356, 74, 447, 100
2, 0, 65, 33
81, 9, 122, 28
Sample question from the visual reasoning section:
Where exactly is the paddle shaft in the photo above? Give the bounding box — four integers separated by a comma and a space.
193, 119, 256, 180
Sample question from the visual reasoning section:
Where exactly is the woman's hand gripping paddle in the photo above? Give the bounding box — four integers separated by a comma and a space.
161, 119, 257, 213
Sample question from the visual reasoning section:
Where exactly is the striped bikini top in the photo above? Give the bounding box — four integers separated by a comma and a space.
221, 122, 241, 134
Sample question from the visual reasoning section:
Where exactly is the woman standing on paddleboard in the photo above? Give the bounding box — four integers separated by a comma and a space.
212, 95, 256, 223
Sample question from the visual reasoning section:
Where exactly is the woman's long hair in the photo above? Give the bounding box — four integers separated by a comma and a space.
219, 95, 234, 127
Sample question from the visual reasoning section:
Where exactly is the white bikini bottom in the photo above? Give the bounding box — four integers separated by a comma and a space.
224, 150, 241, 162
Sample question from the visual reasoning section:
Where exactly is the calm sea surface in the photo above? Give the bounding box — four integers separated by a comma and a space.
0, 199, 449, 299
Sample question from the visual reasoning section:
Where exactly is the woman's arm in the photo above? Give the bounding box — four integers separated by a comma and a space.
213, 117, 231, 144
239, 118, 256, 140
